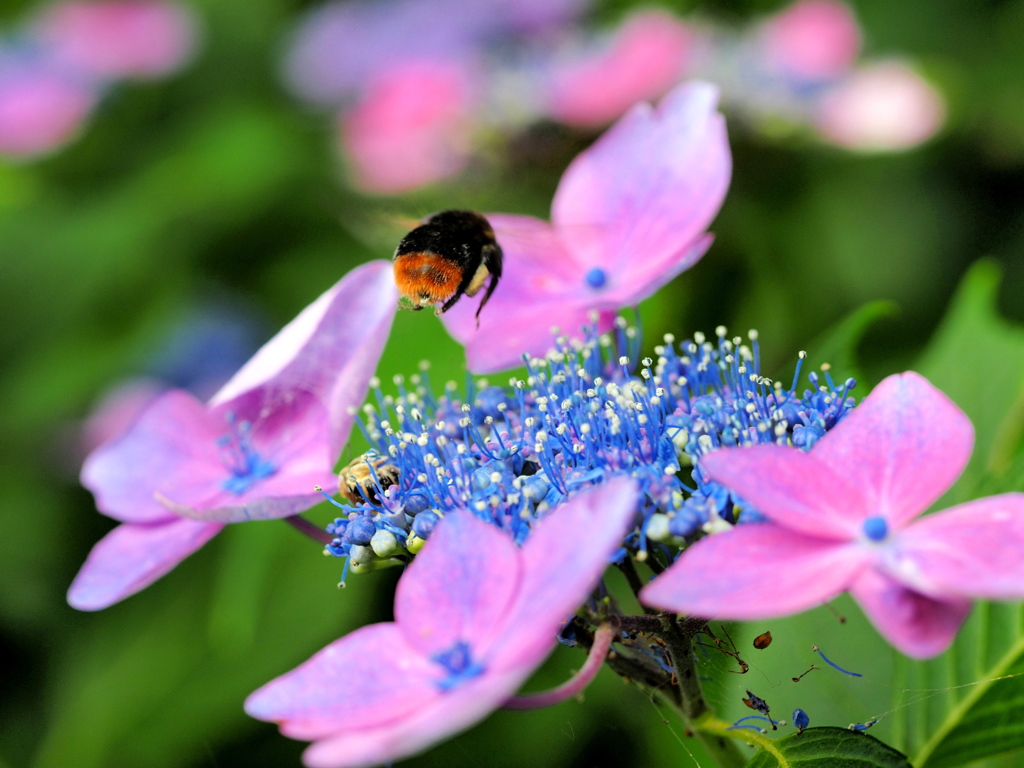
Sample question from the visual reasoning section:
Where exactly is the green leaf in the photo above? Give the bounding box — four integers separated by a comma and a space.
916, 260, 1024, 498
746, 727, 912, 768
897, 597, 1024, 768
805, 300, 899, 384
769, 300, 898, 391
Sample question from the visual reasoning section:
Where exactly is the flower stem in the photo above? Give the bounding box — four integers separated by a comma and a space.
694, 713, 779, 765
283, 515, 333, 545
505, 624, 616, 709
660, 616, 749, 768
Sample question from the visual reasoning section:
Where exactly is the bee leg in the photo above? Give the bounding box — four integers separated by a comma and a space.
437, 263, 478, 315
473, 274, 500, 328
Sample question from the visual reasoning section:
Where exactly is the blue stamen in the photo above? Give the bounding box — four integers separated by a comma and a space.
322, 320, 859, 578
813, 645, 863, 677
862, 516, 888, 542
432, 641, 485, 691
792, 708, 810, 732
585, 267, 607, 289
217, 413, 276, 495
733, 715, 779, 727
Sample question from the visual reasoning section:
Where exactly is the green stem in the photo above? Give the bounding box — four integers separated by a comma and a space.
659, 616, 750, 768
695, 714, 779, 767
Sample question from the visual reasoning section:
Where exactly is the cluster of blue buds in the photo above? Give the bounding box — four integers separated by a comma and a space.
320, 319, 857, 583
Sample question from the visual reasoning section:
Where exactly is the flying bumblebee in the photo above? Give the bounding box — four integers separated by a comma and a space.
392, 210, 503, 323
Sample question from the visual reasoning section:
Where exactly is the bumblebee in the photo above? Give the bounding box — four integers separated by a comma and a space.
393, 210, 503, 322
339, 452, 399, 506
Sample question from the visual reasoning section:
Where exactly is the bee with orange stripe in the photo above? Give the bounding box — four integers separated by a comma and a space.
392, 210, 503, 323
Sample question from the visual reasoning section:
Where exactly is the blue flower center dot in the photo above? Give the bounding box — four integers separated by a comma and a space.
585, 267, 608, 289
862, 516, 888, 542
217, 412, 277, 495
432, 641, 485, 691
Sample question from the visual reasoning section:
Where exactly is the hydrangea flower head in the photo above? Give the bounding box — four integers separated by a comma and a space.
760, 0, 861, 82
440, 81, 731, 373
340, 60, 475, 193
815, 60, 945, 151
284, 0, 586, 107
246, 477, 637, 768
545, 10, 696, 128
0, 47, 96, 158
322, 322, 856, 580
68, 261, 397, 610
34, 1, 198, 80
642, 371, 1024, 658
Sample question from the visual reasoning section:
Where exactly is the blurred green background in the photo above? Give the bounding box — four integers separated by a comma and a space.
3, 0, 1024, 767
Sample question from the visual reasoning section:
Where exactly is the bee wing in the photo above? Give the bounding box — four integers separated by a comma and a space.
338, 209, 427, 254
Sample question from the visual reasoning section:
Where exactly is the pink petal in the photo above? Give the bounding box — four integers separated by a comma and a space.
815, 61, 945, 151
35, 1, 198, 80
439, 214, 613, 373
886, 494, 1024, 600
0, 60, 96, 157
495, 477, 639, 669
395, 511, 522, 659
81, 389, 233, 523
550, 81, 730, 305
245, 623, 439, 740
700, 445, 868, 539
67, 517, 222, 610
300, 668, 529, 768
209, 260, 397, 458
546, 11, 694, 128
168, 394, 336, 522
79, 378, 166, 455
850, 567, 971, 659
761, 0, 861, 81
640, 523, 870, 620
341, 61, 475, 193
812, 372, 974, 529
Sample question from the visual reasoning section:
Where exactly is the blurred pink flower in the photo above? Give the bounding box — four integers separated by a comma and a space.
340, 61, 475, 194
34, 0, 197, 80
546, 10, 696, 127
0, 55, 96, 157
641, 372, 1024, 659
815, 61, 944, 151
761, 0, 861, 81
69, 261, 397, 611
284, 0, 587, 107
441, 81, 731, 373
246, 478, 637, 768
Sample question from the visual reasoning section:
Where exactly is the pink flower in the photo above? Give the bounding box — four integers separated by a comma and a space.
34, 1, 198, 80
340, 61, 475, 193
641, 372, 1024, 659
69, 261, 397, 611
815, 61, 944, 151
440, 81, 731, 373
545, 10, 696, 127
78, 378, 166, 456
0, 54, 96, 157
760, 0, 861, 82
283, 0, 587, 107
245, 477, 637, 768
